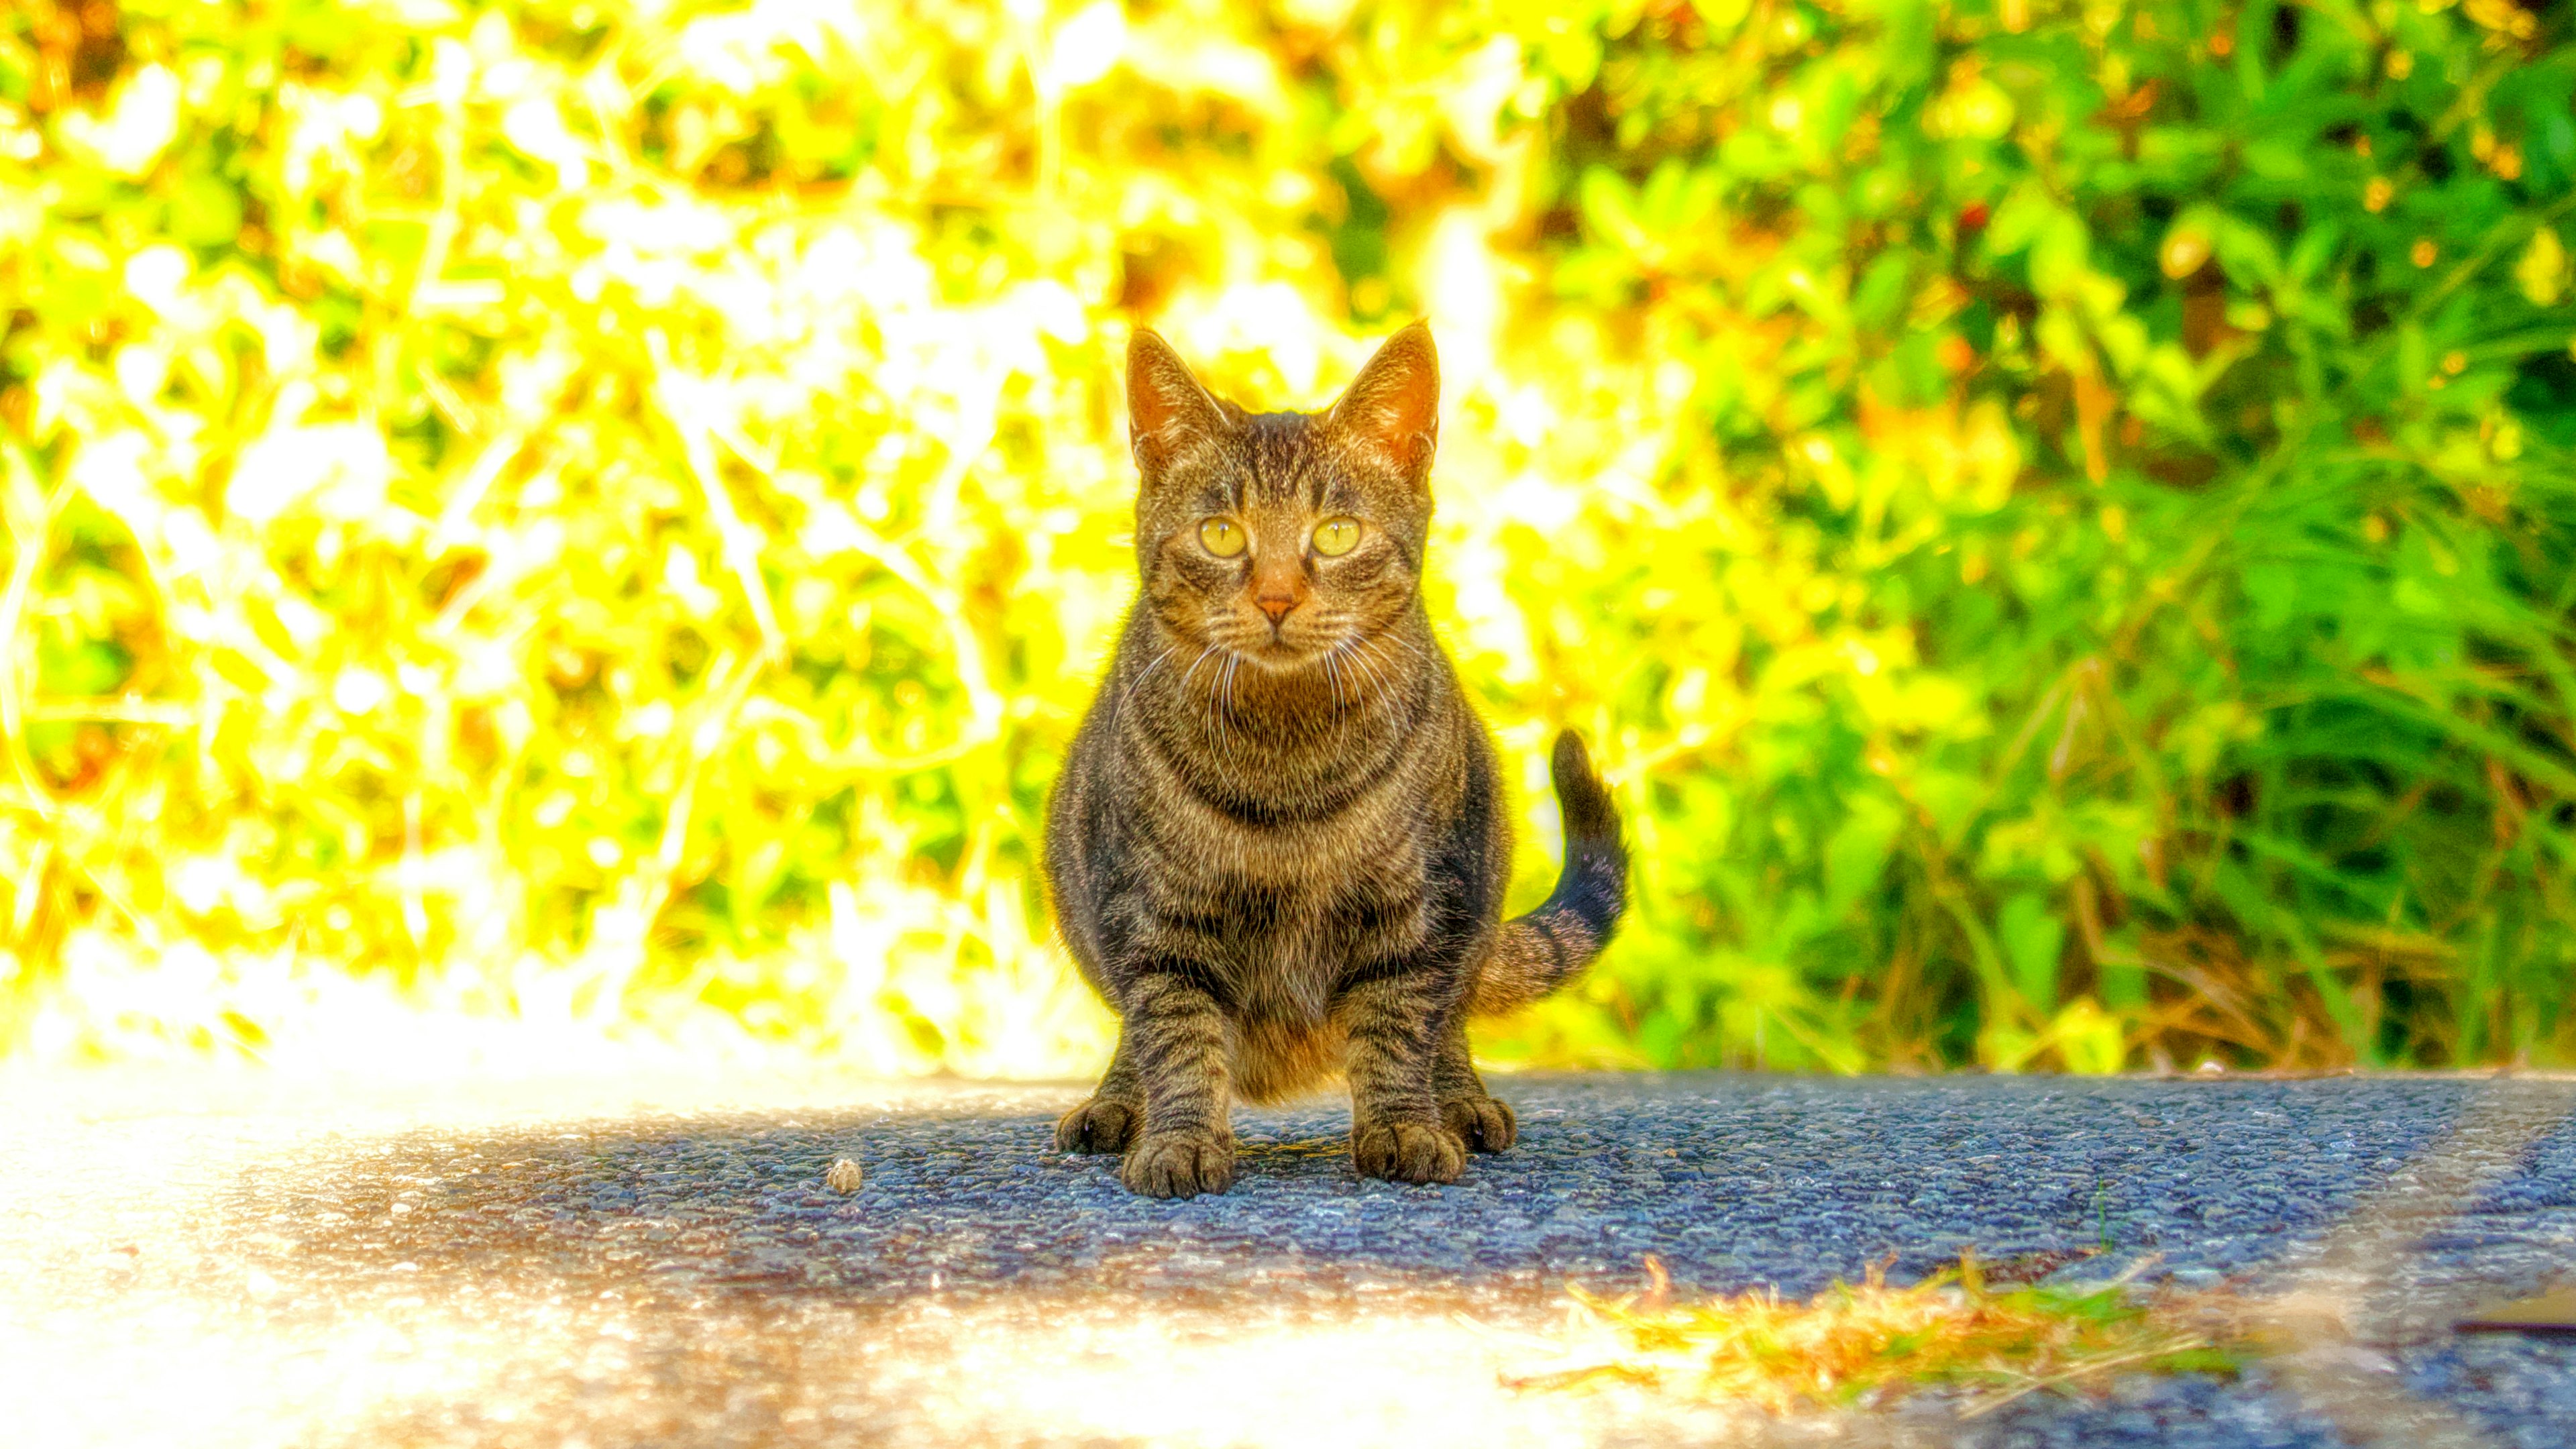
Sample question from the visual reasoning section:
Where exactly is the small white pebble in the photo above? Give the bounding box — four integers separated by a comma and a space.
824, 1158, 863, 1193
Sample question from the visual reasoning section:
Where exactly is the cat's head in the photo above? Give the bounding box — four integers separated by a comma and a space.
1124, 323, 1439, 674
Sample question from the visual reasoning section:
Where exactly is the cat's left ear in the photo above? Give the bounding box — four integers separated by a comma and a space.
1327, 321, 1438, 484
1128, 329, 1231, 478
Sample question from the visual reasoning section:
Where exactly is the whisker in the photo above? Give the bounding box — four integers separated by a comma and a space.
1354, 633, 1421, 726
1342, 641, 1393, 727
1216, 652, 1246, 795
1118, 643, 1180, 721
1177, 643, 1224, 698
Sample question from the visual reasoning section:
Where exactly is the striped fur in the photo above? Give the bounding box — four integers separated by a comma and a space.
1473, 731, 1629, 1016
1044, 323, 1628, 1197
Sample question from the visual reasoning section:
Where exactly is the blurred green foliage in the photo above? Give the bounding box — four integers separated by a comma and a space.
2, 0, 2571, 1073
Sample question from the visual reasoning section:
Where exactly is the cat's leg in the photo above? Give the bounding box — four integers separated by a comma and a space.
1116, 970, 1236, 1198
1054, 1026, 1144, 1154
1340, 975, 1467, 1185
1433, 1018, 1517, 1152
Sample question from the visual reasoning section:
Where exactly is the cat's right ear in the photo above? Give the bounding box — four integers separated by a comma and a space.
1127, 330, 1228, 476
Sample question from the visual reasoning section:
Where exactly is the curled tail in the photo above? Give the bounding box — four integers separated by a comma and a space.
1473, 730, 1629, 1016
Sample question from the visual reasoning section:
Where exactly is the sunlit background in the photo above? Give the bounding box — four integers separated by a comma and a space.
3, 0, 2571, 1077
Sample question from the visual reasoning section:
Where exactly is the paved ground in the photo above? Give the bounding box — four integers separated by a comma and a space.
7, 1069, 2576, 1446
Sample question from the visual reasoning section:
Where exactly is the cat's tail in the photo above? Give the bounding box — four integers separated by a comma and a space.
1472, 730, 1628, 1016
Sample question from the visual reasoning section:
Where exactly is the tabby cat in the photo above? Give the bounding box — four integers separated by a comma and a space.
1044, 323, 1627, 1198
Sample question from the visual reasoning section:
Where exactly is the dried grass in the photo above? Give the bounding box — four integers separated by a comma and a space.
1507, 1254, 2239, 1417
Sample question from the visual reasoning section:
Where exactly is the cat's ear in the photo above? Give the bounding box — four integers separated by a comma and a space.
1127, 329, 1229, 474
1327, 321, 1439, 481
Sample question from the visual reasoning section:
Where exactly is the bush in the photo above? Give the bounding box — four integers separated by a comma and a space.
2, 0, 2571, 1071
1534, 0, 2576, 1070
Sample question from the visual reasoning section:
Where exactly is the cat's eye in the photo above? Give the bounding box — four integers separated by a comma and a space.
1311, 517, 1362, 557
1199, 518, 1247, 557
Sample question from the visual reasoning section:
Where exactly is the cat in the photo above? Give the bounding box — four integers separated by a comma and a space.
1044, 322, 1627, 1197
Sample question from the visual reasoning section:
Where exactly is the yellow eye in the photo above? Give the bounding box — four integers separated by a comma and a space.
1311, 517, 1362, 557
1198, 518, 1247, 557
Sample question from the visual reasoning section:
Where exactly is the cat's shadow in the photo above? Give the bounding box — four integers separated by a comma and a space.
1233, 1132, 1357, 1165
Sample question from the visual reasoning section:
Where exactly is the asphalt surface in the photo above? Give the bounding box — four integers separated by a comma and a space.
7, 1070, 2576, 1447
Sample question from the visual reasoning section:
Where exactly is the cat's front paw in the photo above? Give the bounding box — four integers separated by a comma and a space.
1353, 1120, 1465, 1184
1055, 1096, 1140, 1154
1440, 1094, 1517, 1153
1120, 1131, 1235, 1198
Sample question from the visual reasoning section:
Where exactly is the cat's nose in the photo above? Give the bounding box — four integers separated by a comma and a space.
1257, 594, 1297, 626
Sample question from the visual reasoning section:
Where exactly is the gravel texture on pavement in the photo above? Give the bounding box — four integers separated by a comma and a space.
6, 1070, 2574, 1448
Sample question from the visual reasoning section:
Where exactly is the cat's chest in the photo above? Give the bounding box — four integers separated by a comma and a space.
1213, 885, 1351, 1030
1132, 743, 1442, 998
1179, 761, 1428, 880
1199, 827, 1424, 1008
1199, 834, 1415, 946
